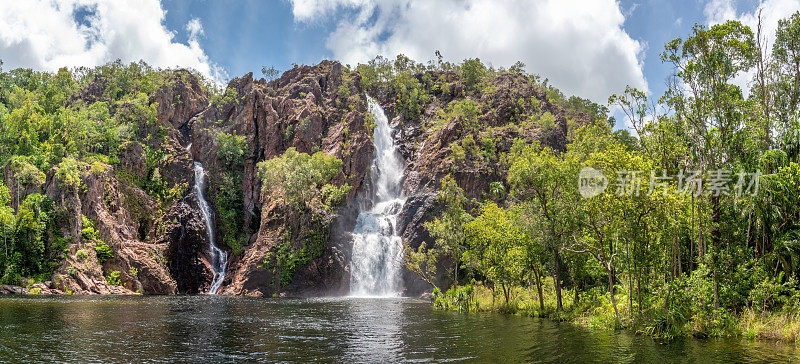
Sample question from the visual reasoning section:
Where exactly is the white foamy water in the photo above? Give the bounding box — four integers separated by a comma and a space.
349, 96, 406, 297
192, 159, 228, 294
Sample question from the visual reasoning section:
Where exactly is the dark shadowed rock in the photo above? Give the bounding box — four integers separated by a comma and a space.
159, 194, 215, 294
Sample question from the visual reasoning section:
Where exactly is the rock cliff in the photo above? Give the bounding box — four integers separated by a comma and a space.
1, 60, 589, 296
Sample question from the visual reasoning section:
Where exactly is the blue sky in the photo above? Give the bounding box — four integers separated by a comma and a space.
0, 0, 796, 129
164, 0, 699, 88
156, 0, 733, 126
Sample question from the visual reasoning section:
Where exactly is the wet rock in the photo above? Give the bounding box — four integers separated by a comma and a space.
397, 193, 440, 250
159, 194, 215, 294
0, 285, 24, 295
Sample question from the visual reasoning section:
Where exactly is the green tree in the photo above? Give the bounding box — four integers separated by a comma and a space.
425, 175, 471, 287
217, 132, 247, 168
404, 241, 440, 290
461, 58, 487, 93
464, 202, 526, 305
257, 148, 349, 211
508, 141, 576, 311
662, 20, 758, 310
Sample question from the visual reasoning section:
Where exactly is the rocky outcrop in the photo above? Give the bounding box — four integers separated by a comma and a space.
153, 69, 210, 132
158, 194, 214, 294
1, 60, 590, 297
45, 161, 177, 294
397, 193, 440, 251
187, 61, 373, 296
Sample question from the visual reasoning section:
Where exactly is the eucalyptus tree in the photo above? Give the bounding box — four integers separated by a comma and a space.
772, 11, 800, 161
463, 202, 527, 305
508, 141, 577, 311
424, 175, 471, 287
662, 20, 757, 310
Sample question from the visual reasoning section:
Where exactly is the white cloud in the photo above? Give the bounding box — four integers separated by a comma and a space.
0, 0, 225, 82
186, 18, 204, 40
704, 0, 738, 23
289, 0, 368, 22
703, 0, 800, 95
290, 0, 648, 103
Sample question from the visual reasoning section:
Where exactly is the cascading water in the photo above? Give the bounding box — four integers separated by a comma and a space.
188, 144, 228, 294
349, 96, 406, 297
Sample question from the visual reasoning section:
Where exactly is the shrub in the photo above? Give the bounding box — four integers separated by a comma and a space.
55, 157, 83, 189
461, 58, 487, 93
257, 148, 349, 210
76, 249, 88, 261
433, 99, 479, 132
82, 216, 113, 263
451, 143, 466, 163
94, 241, 113, 264
217, 132, 247, 168
433, 285, 478, 312
261, 215, 329, 287
105, 270, 121, 286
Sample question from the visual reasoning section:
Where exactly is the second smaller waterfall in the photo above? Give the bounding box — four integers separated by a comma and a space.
192, 159, 228, 294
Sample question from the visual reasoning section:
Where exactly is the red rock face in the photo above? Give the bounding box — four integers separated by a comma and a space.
187, 61, 374, 296
43, 161, 177, 295
3, 62, 589, 297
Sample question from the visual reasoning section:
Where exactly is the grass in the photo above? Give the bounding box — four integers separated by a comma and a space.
740, 309, 800, 342
436, 278, 800, 343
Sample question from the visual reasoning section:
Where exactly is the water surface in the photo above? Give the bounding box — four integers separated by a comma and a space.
0, 296, 798, 363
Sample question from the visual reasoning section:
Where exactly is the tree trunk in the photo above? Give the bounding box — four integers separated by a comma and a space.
636, 265, 642, 317
756, 11, 771, 149
554, 249, 563, 311
629, 262, 634, 321
534, 266, 544, 311
608, 269, 622, 322
711, 194, 721, 312
453, 259, 458, 288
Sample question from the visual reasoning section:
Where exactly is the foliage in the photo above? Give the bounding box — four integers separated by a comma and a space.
213, 132, 248, 252
464, 203, 526, 304
424, 176, 471, 286
261, 65, 280, 82
82, 216, 113, 263
261, 215, 329, 287
105, 270, 121, 286
0, 60, 207, 285
216, 132, 247, 168
257, 147, 349, 211
461, 58, 487, 93
404, 241, 440, 289
402, 13, 800, 342
433, 285, 478, 312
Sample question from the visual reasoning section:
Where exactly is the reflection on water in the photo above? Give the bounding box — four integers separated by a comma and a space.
342, 298, 404, 361
0, 295, 799, 363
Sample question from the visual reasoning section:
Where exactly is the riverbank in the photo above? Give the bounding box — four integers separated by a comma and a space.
431, 281, 800, 344
1, 282, 69, 295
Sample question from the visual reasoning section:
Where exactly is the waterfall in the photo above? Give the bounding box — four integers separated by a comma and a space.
189, 145, 228, 294
349, 96, 406, 297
